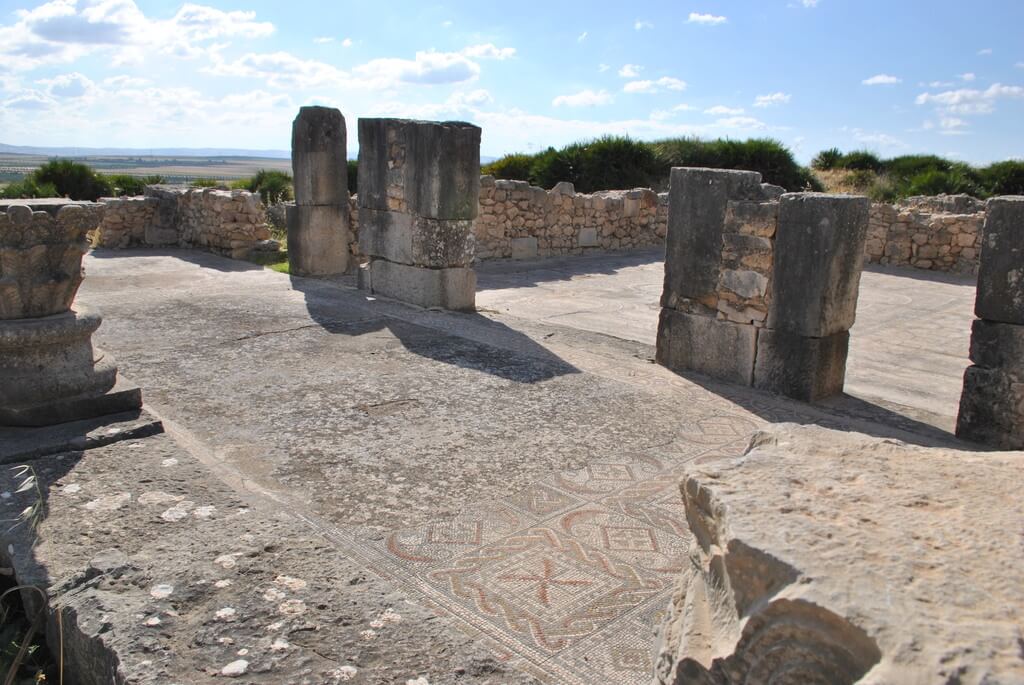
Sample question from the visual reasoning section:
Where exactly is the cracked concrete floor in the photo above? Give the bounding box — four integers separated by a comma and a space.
28, 247, 975, 683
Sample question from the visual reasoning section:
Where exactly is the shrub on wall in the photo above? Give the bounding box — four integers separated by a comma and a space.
106, 174, 164, 196
651, 137, 821, 191
481, 153, 534, 182
981, 160, 1024, 195
0, 177, 59, 199
32, 159, 113, 200
234, 169, 293, 204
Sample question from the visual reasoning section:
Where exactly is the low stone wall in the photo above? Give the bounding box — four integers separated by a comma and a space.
95, 186, 271, 259
866, 195, 985, 274
475, 177, 668, 260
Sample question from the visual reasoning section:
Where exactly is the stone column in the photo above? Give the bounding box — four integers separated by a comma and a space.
956, 196, 1024, 448
288, 106, 350, 277
753, 193, 870, 401
0, 204, 141, 426
656, 167, 869, 402
357, 118, 480, 311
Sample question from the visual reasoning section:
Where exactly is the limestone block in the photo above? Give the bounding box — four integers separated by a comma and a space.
724, 200, 778, 238
358, 208, 474, 268
287, 204, 350, 276
292, 106, 348, 207
358, 118, 481, 220
578, 227, 599, 247
753, 328, 849, 401
656, 308, 757, 386
976, 197, 1024, 325
956, 365, 1024, 449
968, 319, 1024, 377
510, 236, 538, 260
768, 193, 870, 337
361, 259, 475, 311
655, 424, 1024, 685
663, 167, 764, 308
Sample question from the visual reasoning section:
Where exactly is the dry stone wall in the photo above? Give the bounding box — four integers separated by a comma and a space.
865, 195, 985, 274
94, 186, 270, 259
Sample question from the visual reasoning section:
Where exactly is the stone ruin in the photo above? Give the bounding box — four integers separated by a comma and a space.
956, 196, 1024, 448
356, 117, 481, 311
657, 167, 869, 401
0, 202, 141, 425
288, 106, 351, 277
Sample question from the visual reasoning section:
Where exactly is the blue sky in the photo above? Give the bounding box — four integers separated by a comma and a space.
0, 0, 1022, 163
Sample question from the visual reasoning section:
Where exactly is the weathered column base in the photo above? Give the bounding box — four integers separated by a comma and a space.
655, 309, 757, 386
956, 366, 1024, 449
358, 259, 476, 311
753, 329, 849, 402
287, 204, 350, 277
0, 308, 142, 427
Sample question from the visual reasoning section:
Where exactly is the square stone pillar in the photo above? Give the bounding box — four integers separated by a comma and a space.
753, 193, 870, 401
356, 118, 480, 311
957, 196, 1024, 448
288, 106, 350, 277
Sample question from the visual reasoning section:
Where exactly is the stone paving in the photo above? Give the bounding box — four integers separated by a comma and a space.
54, 248, 976, 683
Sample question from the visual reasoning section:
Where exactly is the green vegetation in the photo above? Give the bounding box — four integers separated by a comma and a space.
812, 149, 1024, 201
190, 177, 223, 188
0, 177, 58, 200
106, 173, 164, 196
231, 169, 294, 204
482, 135, 821, 193
0, 159, 166, 200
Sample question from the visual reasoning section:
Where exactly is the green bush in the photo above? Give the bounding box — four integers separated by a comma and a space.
980, 160, 1024, 196
105, 174, 164, 196
347, 159, 358, 195
882, 155, 951, 180
811, 147, 844, 170
652, 137, 817, 191
903, 165, 982, 197
190, 177, 222, 188
237, 169, 293, 204
0, 177, 58, 199
837, 150, 884, 172
482, 153, 534, 182
32, 159, 112, 200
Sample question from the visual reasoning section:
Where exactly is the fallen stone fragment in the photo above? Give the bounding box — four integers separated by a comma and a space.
655, 423, 1024, 685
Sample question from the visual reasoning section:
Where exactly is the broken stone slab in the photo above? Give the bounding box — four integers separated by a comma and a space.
967, 318, 1024, 376
768, 193, 870, 337
357, 118, 482, 221
0, 432, 540, 685
358, 207, 475, 268
286, 203, 349, 276
662, 168, 764, 309
291, 106, 349, 208
753, 328, 849, 402
510, 236, 538, 260
975, 196, 1024, 325
579, 227, 599, 247
655, 308, 757, 386
654, 424, 1024, 685
360, 259, 476, 311
0, 408, 163, 464
956, 365, 1024, 449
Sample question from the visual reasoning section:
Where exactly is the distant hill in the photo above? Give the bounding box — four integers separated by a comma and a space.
0, 142, 290, 159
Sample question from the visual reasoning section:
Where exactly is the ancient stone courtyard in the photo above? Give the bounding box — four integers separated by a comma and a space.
4, 237, 1018, 684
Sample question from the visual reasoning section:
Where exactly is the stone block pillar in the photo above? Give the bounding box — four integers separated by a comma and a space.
956, 196, 1024, 448
656, 167, 869, 402
356, 118, 480, 311
288, 106, 350, 277
0, 204, 141, 426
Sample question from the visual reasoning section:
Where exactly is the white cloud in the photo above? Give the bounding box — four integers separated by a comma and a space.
922, 80, 954, 88
618, 64, 642, 78
1017, 62, 1024, 69
753, 92, 791, 107
915, 83, 1024, 116
462, 43, 516, 60
206, 51, 350, 89
802, 0, 819, 6
634, 19, 653, 30
849, 128, 907, 149
102, 74, 150, 88
862, 74, 901, 86
313, 36, 333, 44
688, 12, 727, 25
37, 71, 95, 97
341, 38, 352, 48
960, 72, 976, 82
978, 48, 992, 56
673, 103, 696, 111
441, 20, 453, 28
713, 116, 765, 130
577, 31, 587, 42
552, 89, 612, 107
355, 50, 482, 86
704, 105, 744, 115
623, 77, 686, 94
3, 89, 56, 110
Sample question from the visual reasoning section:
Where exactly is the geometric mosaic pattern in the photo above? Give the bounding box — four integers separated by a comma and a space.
335, 420, 757, 684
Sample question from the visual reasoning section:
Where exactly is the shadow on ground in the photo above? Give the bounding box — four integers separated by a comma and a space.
476, 248, 665, 291
288, 274, 580, 384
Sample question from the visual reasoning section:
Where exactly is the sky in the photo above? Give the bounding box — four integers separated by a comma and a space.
0, 0, 1022, 164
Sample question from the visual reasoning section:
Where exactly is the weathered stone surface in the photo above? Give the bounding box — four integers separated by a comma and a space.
769, 193, 870, 337
291, 106, 348, 207
359, 207, 474, 268
655, 424, 1024, 685
753, 328, 849, 402
662, 168, 764, 308
956, 365, 1024, 449
358, 118, 481, 220
975, 196, 1024, 325
287, 204, 349, 276
510, 236, 538, 260
656, 308, 757, 386
362, 259, 476, 311
968, 318, 1024, 376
